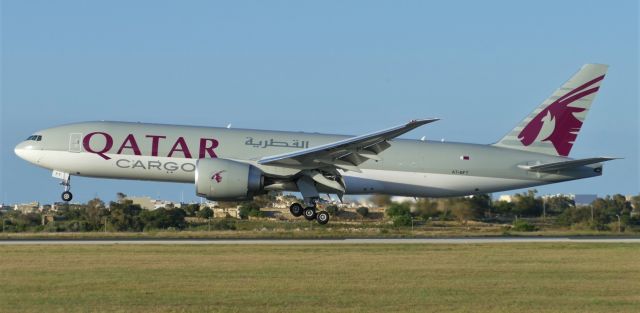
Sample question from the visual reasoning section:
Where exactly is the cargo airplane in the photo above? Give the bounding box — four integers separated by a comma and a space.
15, 64, 616, 224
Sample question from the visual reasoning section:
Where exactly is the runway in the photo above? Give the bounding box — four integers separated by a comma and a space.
1, 237, 640, 245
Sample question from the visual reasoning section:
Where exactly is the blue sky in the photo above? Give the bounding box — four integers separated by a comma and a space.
1, 0, 638, 204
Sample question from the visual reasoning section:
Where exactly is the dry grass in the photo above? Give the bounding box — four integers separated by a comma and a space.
1, 243, 639, 312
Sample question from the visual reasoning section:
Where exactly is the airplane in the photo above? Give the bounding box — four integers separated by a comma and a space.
14, 64, 617, 224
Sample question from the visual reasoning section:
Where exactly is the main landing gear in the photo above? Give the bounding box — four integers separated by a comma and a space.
289, 202, 329, 225
292, 176, 330, 224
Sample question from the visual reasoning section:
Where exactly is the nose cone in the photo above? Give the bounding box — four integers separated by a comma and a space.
14, 141, 42, 164
14, 141, 29, 159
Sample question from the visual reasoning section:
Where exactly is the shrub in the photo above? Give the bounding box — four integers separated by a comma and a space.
386, 203, 411, 218
239, 202, 262, 219
512, 220, 537, 232
197, 207, 213, 219
393, 215, 412, 227
211, 219, 237, 230
325, 205, 340, 216
356, 207, 369, 218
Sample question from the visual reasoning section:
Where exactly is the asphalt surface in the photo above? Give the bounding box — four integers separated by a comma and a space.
1, 237, 640, 245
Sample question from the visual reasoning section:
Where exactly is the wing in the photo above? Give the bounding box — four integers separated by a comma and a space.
258, 119, 439, 172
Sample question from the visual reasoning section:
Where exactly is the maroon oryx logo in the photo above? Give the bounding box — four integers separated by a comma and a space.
518, 75, 604, 156
211, 170, 225, 183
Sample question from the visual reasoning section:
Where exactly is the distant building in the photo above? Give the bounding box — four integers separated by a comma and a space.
0, 204, 11, 212
625, 195, 637, 209
498, 195, 513, 203
14, 201, 39, 214
573, 194, 597, 207
213, 207, 240, 219
125, 196, 182, 210
200, 201, 219, 209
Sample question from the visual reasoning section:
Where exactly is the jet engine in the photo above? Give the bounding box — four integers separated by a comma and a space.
195, 158, 263, 201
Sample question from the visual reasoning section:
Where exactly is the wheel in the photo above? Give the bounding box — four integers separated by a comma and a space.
289, 203, 303, 217
316, 211, 330, 225
61, 191, 73, 202
303, 207, 317, 221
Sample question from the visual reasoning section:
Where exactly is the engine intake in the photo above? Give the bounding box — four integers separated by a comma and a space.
195, 158, 263, 201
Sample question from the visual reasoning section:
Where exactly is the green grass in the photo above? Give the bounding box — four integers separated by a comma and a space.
1, 243, 639, 312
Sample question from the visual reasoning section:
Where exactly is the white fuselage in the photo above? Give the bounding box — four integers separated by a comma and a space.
14, 121, 600, 198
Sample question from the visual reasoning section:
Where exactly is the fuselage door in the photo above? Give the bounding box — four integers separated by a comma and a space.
69, 133, 82, 153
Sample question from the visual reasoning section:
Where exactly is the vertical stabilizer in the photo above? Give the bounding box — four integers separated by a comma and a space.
494, 64, 608, 157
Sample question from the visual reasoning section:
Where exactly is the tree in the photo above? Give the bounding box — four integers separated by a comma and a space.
386, 203, 411, 218
356, 206, 369, 218
414, 198, 439, 219
252, 193, 273, 208
15, 212, 41, 230
631, 195, 640, 214
449, 199, 475, 223
197, 207, 213, 219
386, 203, 412, 227
325, 205, 340, 216
492, 200, 513, 215
370, 195, 392, 207
392, 215, 412, 227
109, 200, 143, 231
182, 204, 201, 217
468, 194, 491, 216
239, 202, 264, 219
140, 207, 187, 230
512, 190, 542, 217
544, 195, 574, 215
83, 198, 108, 231
116, 192, 127, 203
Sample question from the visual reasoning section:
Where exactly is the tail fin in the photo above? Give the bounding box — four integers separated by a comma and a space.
494, 64, 608, 157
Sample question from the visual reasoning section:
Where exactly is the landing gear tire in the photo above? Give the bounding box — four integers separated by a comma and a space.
289, 203, 304, 217
61, 191, 73, 202
316, 211, 330, 225
303, 207, 317, 221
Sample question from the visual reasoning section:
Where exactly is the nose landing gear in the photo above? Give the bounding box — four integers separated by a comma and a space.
62, 190, 73, 202
53, 170, 73, 202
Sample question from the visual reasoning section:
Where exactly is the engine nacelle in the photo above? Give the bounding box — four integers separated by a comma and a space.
195, 158, 263, 201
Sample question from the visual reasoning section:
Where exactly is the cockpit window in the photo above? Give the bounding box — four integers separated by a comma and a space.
26, 135, 42, 141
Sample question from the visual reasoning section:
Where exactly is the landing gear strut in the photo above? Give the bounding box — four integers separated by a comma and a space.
292, 176, 331, 224
56, 171, 72, 202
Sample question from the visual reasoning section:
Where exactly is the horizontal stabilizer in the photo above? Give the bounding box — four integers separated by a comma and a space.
519, 157, 620, 172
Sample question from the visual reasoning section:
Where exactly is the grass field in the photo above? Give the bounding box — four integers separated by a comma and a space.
1, 244, 639, 313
